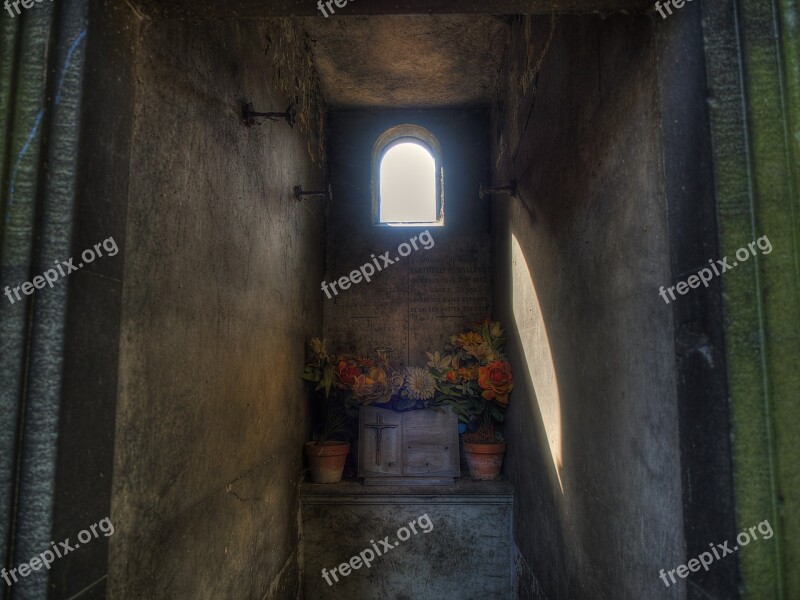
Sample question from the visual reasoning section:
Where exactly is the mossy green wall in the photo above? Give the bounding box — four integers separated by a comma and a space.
702, 0, 800, 596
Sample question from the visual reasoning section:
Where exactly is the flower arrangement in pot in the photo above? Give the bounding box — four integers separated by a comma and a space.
302, 338, 350, 483
302, 340, 401, 483
429, 320, 513, 480
303, 319, 513, 482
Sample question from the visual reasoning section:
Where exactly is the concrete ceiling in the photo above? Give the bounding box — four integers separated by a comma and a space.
127, 0, 651, 109
133, 0, 651, 19
299, 15, 510, 109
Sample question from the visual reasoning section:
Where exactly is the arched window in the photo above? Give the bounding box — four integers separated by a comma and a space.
371, 125, 444, 226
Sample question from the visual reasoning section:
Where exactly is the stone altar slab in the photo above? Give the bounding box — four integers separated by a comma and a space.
301, 479, 514, 600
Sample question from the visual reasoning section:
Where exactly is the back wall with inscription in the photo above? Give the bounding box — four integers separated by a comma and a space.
324, 109, 492, 367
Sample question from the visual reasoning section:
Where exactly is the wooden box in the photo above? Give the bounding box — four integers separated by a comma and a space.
358, 406, 460, 485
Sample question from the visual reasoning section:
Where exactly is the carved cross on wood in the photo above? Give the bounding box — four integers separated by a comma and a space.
364, 413, 398, 465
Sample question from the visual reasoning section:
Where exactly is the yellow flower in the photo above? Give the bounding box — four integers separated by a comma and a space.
453, 332, 483, 349
465, 342, 497, 362
310, 337, 328, 359
490, 322, 505, 339
375, 349, 392, 367
426, 351, 452, 371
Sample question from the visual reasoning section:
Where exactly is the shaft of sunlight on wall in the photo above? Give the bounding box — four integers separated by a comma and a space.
511, 233, 563, 492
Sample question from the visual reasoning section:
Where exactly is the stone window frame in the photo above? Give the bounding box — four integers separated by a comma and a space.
371, 124, 445, 226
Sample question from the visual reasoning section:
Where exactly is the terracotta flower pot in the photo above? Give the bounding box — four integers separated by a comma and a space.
305, 441, 350, 484
463, 441, 507, 481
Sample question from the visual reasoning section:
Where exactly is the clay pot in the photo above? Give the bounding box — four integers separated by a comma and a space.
463, 441, 507, 481
305, 441, 350, 484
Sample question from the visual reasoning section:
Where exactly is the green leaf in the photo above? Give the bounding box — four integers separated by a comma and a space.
491, 405, 505, 423
322, 364, 334, 398
397, 397, 417, 411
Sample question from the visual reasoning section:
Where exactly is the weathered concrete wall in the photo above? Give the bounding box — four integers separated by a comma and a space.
491, 15, 684, 599
323, 109, 491, 368
655, 3, 739, 598
109, 17, 326, 599
48, 1, 139, 598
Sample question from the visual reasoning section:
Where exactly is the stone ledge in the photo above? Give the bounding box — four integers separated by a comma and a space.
301, 477, 514, 504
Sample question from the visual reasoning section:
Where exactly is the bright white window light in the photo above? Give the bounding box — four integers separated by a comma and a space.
379, 141, 437, 224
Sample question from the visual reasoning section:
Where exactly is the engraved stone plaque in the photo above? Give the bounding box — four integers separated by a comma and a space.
324, 236, 491, 366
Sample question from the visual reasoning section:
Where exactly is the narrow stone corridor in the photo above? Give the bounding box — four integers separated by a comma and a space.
0, 1, 797, 599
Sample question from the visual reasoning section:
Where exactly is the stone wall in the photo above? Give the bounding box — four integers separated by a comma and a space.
109, 17, 326, 599
491, 15, 685, 599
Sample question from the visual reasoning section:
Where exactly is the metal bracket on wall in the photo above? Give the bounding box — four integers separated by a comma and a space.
242, 102, 297, 127
479, 181, 518, 200
294, 184, 332, 202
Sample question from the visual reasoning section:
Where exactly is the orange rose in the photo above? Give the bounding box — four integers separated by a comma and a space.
478, 360, 513, 406
335, 360, 361, 390
446, 370, 460, 383
352, 367, 392, 405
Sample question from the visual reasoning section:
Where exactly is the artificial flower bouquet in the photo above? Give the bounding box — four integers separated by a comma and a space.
427, 319, 514, 443
302, 319, 513, 443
